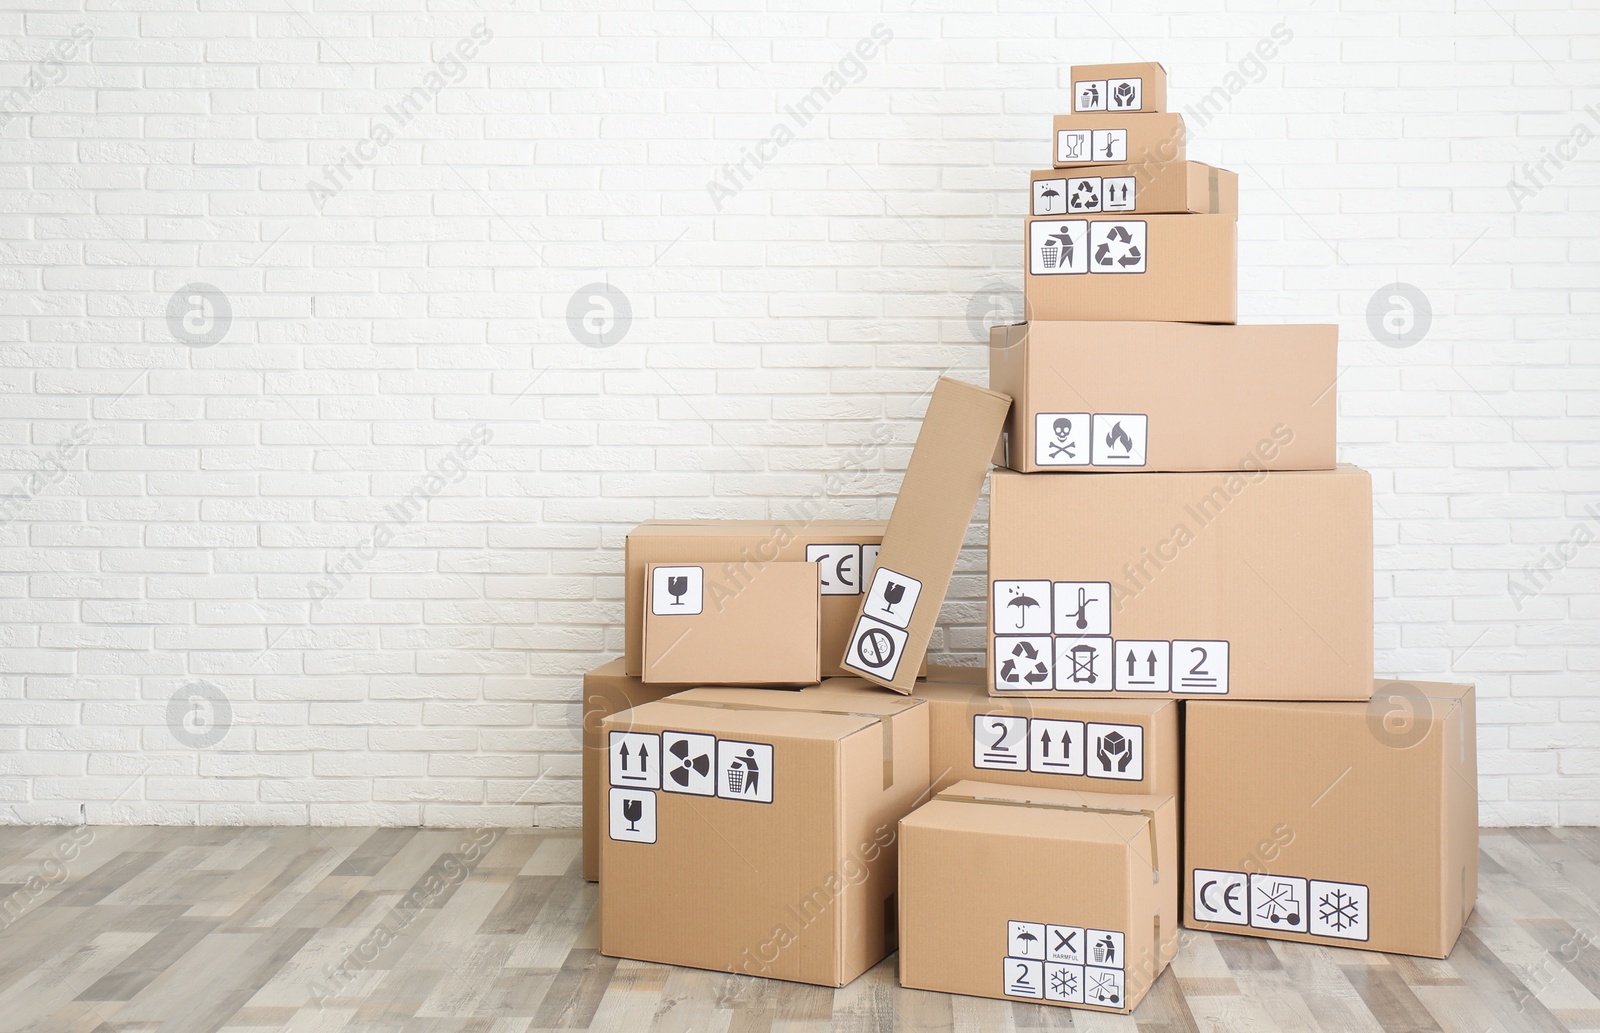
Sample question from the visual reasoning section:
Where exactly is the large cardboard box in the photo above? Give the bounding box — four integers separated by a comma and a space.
899, 781, 1179, 1014
987, 466, 1373, 700
641, 560, 820, 685
1025, 212, 1236, 323
912, 664, 1179, 798
624, 519, 909, 679
599, 686, 931, 986
840, 377, 1011, 693
580, 658, 691, 882
1030, 162, 1237, 217
1183, 682, 1478, 958
989, 321, 1337, 474
1051, 112, 1184, 169
1069, 61, 1167, 114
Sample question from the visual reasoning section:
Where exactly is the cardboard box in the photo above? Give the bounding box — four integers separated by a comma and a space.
1025, 212, 1236, 324
599, 686, 931, 986
898, 780, 1179, 1013
641, 560, 820, 685
1051, 112, 1184, 169
1183, 682, 1478, 958
989, 321, 1338, 473
625, 519, 910, 679
580, 658, 694, 882
840, 377, 1011, 693
912, 664, 1179, 797
1029, 162, 1236, 217
987, 466, 1373, 700
1069, 61, 1167, 114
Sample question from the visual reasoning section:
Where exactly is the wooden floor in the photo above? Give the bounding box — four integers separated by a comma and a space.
1, 826, 1597, 1032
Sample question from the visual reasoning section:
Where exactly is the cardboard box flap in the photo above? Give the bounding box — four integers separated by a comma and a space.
630, 519, 888, 538
841, 377, 1012, 692
929, 780, 1168, 876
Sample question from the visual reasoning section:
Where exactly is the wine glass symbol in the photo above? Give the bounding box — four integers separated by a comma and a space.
666, 575, 689, 606
882, 581, 906, 615
622, 797, 643, 832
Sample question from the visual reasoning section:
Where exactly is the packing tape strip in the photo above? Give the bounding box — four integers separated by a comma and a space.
935, 791, 1163, 881
1208, 166, 1219, 213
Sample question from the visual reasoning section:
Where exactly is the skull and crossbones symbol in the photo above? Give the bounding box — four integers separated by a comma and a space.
1048, 417, 1076, 459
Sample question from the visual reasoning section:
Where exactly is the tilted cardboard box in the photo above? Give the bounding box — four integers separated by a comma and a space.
987, 466, 1374, 700
641, 560, 820, 685
840, 377, 1011, 692
1051, 112, 1185, 169
1024, 212, 1236, 323
989, 321, 1337, 473
599, 686, 931, 986
624, 519, 912, 679
1183, 682, 1478, 958
911, 664, 1179, 798
1030, 162, 1237, 217
1069, 61, 1168, 114
898, 781, 1179, 1014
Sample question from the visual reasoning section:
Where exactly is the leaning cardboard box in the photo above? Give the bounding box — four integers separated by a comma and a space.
898, 780, 1179, 1013
599, 686, 931, 986
1069, 61, 1168, 114
641, 560, 820, 685
1183, 681, 1478, 958
1030, 161, 1237, 217
989, 321, 1337, 473
912, 664, 1179, 798
1051, 112, 1185, 169
987, 466, 1374, 700
1024, 212, 1236, 324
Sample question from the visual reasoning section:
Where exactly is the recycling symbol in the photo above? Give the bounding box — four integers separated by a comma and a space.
1094, 224, 1142, 269
1069, 180, 1099, 211
999, 639, 1050, 686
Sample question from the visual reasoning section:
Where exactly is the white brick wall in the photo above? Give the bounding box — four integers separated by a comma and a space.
0, 1, 1594, 828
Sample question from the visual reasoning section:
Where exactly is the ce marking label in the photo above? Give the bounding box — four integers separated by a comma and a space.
806, 544, 870, 596
1192, 869, 1249, 926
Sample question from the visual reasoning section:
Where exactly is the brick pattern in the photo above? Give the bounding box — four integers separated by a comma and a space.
0, 3, 1592, 827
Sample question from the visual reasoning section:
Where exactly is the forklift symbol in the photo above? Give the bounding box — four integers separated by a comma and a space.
1256, 880, 1302, 926
1067, 643, 1100, 684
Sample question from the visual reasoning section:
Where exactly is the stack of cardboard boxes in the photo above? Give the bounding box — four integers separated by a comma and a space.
584, 62, 1479, 1014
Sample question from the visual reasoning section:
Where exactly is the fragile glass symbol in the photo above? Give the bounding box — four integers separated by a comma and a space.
1062, 133, 1085, 160
621, 797, 643, 832
666, 576, 689, 605
881, 581, 906, 614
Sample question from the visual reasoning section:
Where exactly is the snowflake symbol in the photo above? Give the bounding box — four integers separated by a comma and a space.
1319, 888, 1361, 931
1050, 968, 1077, 996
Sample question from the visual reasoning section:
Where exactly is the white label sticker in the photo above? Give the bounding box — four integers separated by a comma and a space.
1090, 129, 1127, 163
1057, 128, 1092, 163
861, 543, 880, 581
806, 543, 864, 596
1114, 639, 1170, 692
1103, 175, 1136, 211
1310, 880, 1370, 941
1065, 175, 1103, 213
1004, 957, 1044, 999
1044, 962, 1084, 1003
661, 730, 715, 796
1249, 874, 1309, 933
1046, 924, 1086, 964
1193, 869, 1250, 926
1053, 581, 1111, 636
715, 739, 773, 803
974, 714, 1030, 771
994, 635, 1053, 691
1084, 966, 1125, 1007
1074, 79, 1108, 112
1089, 220, 1146, 272
994, 579, 1052, 635
1008, 920, 1046, 959
863, 566, 920, 630
650, 565, 703, 615
1054, 636, 1112, 690
1173, 640, 1229, 693
1091, 414, 1147, 466
1030, 218, 1090, 276
1107, 77, 1142, 110
1030, 719, 1084, 775
1087, 930, 1125, 967
1087, 723, 1143, 781
1034, 412, 1090, 467
608, 731, 661, 790
847, 614, 906, 679
1034, 177, 1069, 215
608, 787, 656, 844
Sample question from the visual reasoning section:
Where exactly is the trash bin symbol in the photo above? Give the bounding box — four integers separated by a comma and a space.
726, 766, 746, 794
1068, 643, 1099, 684
1041, 243, 1060, 269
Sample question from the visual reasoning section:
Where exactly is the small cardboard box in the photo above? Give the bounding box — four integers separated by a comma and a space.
641, 560, 820, 685
625, 519, 903, 679
1025, 212, 1236, 324
989, 321, 1337, 474
899, 781, 1179, 1014
1183, 682, 1478, 958
840, 377, 1011, 693
1051, 112, 1184, 169
912, 664, 1179, 798
1029, 162, 1236, 217
987, 466, 1373, 700
599, 686, 932, 986
1069, 61, 1167, 114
